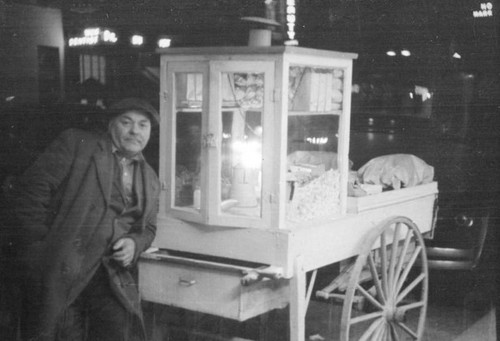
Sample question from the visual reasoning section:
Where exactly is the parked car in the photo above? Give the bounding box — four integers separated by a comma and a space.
349, 106, 499, 286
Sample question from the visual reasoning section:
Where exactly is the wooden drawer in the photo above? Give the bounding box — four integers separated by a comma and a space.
138, 251, 289, 321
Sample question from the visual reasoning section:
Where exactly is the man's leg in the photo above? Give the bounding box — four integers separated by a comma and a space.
55, 297, 87, 341
83, 266, 139, 341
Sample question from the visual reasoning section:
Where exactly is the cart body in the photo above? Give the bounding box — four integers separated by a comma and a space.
138, 46, 438, 340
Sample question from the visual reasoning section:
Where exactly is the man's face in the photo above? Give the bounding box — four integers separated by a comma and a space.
109, 110, 151, 157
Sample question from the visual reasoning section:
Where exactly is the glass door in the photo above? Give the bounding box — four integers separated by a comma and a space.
163, 62, 208, 223
286, 65, 346, 222
206, 61, 275, 228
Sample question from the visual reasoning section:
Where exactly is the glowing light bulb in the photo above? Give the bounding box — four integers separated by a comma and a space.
401, 50, 411, 57
131, 35, 144, 46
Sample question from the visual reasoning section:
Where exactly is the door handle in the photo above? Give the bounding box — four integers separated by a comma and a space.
202, 133, 216, 148
178, 278, 196, 287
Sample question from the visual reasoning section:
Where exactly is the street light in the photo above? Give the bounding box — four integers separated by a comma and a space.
401, 49, 411, 57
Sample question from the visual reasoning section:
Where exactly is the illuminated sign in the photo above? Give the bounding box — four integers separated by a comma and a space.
285, 0, 298, 46
306, 136, 328, 145
68, 28, 117, 47
386, 50, 411, 57
131, 35, 144, 46
158, 38, 171, 48
473, 2, 493, 17
414, 86, 432, 101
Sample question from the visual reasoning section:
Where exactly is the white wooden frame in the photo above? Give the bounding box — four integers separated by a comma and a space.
143, 46, 437, 341
206, 60, 275, 228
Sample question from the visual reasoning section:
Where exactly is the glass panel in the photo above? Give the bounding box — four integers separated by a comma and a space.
174, 72, 202, 208
219, 72, 264, 217
289, 66, 344, 113
286, 65, 343, 221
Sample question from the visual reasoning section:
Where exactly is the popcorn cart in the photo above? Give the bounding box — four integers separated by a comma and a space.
139, 46, 438, 341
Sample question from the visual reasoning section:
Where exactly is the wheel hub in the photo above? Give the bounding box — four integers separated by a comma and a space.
384, 306, 406, 322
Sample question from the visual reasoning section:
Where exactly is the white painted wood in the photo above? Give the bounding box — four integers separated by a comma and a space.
158, 57, 169, 216
145, 183, 436, 338
160, 61, 209, 224
152, 183, 437, 278
272, 54, 287, 229
291, 190, 437, 274
139, 254, 289, 321
339, 60, 354, 215
346, 182, 438, 214
287, 110, 342, 116
205, 60, 275, 228
157, 47, 357, 230
143, 46, 439, 338
289, 256, 306, 341
156, 46, 358, 61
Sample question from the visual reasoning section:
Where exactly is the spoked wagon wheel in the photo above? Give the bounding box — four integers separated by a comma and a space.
340, 216, 428, 341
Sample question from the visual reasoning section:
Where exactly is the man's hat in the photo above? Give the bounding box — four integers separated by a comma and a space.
108, 97, 160, 125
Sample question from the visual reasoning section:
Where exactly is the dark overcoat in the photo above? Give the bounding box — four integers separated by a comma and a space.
13, 128, 160, 340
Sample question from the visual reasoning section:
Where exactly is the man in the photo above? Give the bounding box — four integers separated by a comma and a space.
13, 98, 161, 340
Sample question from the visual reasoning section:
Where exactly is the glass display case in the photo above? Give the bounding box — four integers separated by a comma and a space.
158, 46, 357, 229
142, 47, 439, 341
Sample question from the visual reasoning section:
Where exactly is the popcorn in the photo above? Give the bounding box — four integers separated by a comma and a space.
286, 169, 341, 222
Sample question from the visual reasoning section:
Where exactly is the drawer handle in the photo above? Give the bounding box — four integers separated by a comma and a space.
178, 278, 196, 287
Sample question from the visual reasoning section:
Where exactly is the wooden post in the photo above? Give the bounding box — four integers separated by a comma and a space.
289, 256, 306, 341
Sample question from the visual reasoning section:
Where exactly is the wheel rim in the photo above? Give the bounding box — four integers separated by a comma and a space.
340, 216, 428, 341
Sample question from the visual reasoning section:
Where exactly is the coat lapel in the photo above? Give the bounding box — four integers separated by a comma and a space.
93, 139, 114, 205
140, 163, 157, 225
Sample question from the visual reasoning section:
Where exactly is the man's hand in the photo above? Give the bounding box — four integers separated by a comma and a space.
111, 238, 136, 268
